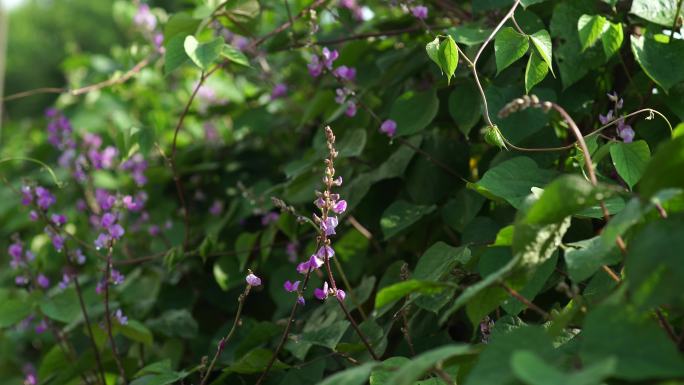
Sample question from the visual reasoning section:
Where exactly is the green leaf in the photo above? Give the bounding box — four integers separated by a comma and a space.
370, 357, 411, 385
318, 362, 378, 385
529, 29, 554, 75
472, 157, 558, 209
494, 27, 530, 73
386, 345, 477, 385
577, 14, 607, 51
601, 21, 623, 59
374, 280, 453, 309
163, 13, 201, 41
380, 200, 435, 239
117, 320, 154, 346
164, 35, 190, 74
225, 348, 289, 374
438, 35, 459, 84
639, 136, 684, 197
580, 305, 684, 380
564, 236, 621, 282
221, 44, 250, 67
389, 90, 439, 137
630, 0, 684, 26
464, 326, 555, 385
448, 80, 483, 136
523, 175, 618, 225
447, 25, 493, 46
610, 140, 650, 189
235, 232, 258, 271
147, 309, 198, 339
502, 252, 558, 315
442, 188, 486, 232
511, 350, 616, 385
625, 216, 684, 308
183, 36, 224, 70
0, 295, 34, 328
525, 50, 549, 93
425, 37, 441, 69
631, 35, 684, 91
299, 320, 350, 349
40, 288, 81, 324
414, 243, 471, 282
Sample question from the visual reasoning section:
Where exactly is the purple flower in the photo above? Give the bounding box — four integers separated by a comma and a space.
101, 213, 117, 229
334, 66, 356, 81
316, 245, 335, 260
37, 274, 50, 289
345, 102, 357, 117
284, 280, 300, 292
23, 371, 38, 385
71, 249, 86, 265
108, 224, 125, 240
21, 185, 32, 206
619, 125, 635, 143
153, 33, 164, 52
599, 110, 614, 125
111, 269, 125, 285
134, 3, 157, 30
332, 176, 343, 186
209, 200, 224, 216
148, 225, 161, 236
246, 272, 262, 286
51, 214, 67, 226
114, 309, 128, 325
51, 235, 64, 252
34, 320, 48, 334
314, 197, 325, 208
83, 133, 102, 148
297, 296, 306, 305
35, 187, 56, 210
308, 55, 323, 77
286, 242, 298, 263
411, 5, 428, 20
8, 243, 22, 259
271, 83, 288, 99
29, 211, 39, 221
123, 194, 146, 212
15, 275, 29, 286
297, 260, 311, 274
314, 282, 329, 300
321, 47, 339, 69
335, 88, 351, 104
336, 289, 346, 301
59, 273, 71, 289
321, 216, 339, 236
95, 189, 116, 211
308, 254, 325, 269
261, 212, 280, 226
380, 120, 397, 137
94, 233, 110, 250
332, 200, 347, 214
121, 154, 148, 186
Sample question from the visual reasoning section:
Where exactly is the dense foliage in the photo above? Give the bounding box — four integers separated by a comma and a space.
2, 0, 684, 384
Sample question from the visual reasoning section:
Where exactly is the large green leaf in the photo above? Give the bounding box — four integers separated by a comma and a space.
225, 348, 289, 374
448, 79, 482, 136
387, 345, 477, 385
414, 242, 471, 281
625, 216, 684, 308
184, 36, 224, 70
439, 35, 459, 84
300, 320, 350, 350
472, 157, 558, 209
580, 305, 684, 380
525, 50, 549, 93
529, 29, 554, 74
610, 140, 650, 189
370, 357, 411, 385
318, 362, 378, 385
601, 21, 623, 59
577, 14, 606, 51
631, 35, 684, 91
564, 236, 621, 282
511, 350, 616, 385
374, 280, 453, 309
389, 90, 439, 137
494, 27, 530, 73
630, 0, 684, 26
639, 136, 684, 197
380, 200, 435, 239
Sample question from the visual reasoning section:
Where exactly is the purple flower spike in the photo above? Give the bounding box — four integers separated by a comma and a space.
37, 274, 50, 289
101, 213, 116, 229
332, 200, 347, 214
321, 47, 339, 69
334, 66, 356, 81
284, 280, 301, 292
380, 119, 397, 137
35, 186, 56, 210
411, 5, 428, 20
246, 272, 262, 286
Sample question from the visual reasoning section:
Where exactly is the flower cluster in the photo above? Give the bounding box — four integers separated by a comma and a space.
133, 3, 164, 52
308, 47, 339, 78
599, 92, 635, 143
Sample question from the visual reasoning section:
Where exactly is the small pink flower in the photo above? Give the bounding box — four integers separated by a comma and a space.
284, 280, 300, 292
345, 102, 357, 117
332, 200, 347, 214
380, 119, 397, 137
246, 272, 262, 286
411, 5, 428, 20
336, 289, 346, 301
314, 282, 329, 300
271, 83, 288, 99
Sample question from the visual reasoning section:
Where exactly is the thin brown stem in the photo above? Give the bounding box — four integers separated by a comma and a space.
103, 247, 128, 384
500, 283, 549, 319
72, 274, 107, 385
199, 285, 252, 385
